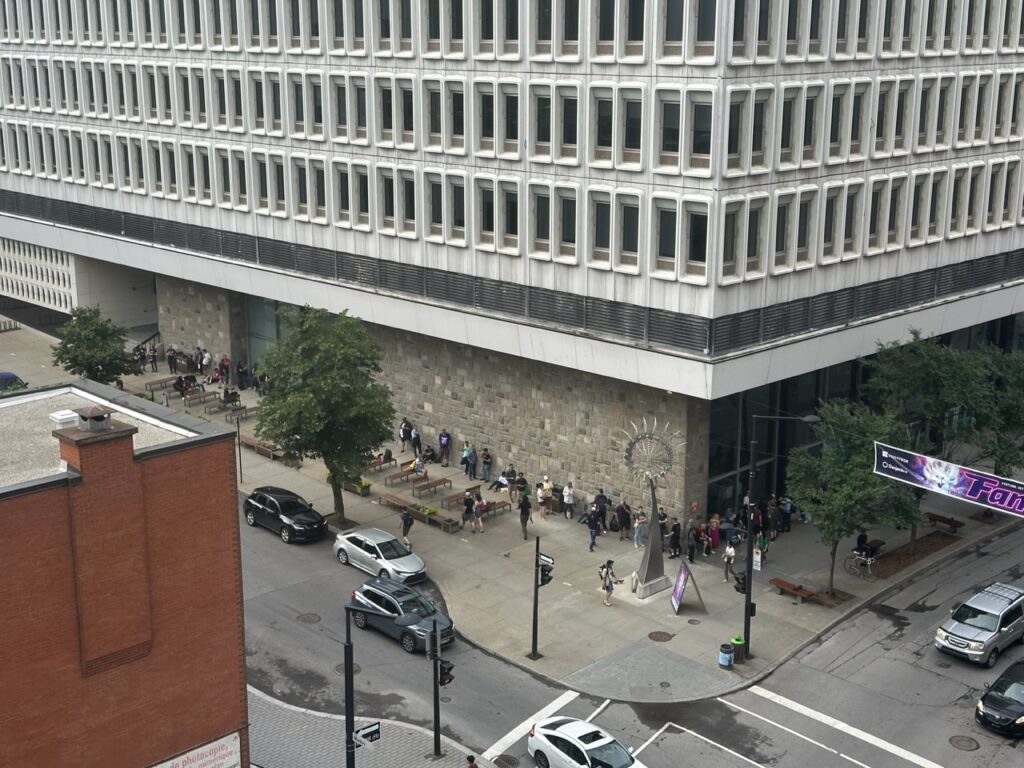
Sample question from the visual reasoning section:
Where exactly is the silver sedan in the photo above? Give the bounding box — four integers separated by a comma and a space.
333, 527, 427, 584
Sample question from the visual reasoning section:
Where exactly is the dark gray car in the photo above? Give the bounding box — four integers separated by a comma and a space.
350, 578, 455, 653
243, 486, 327, 543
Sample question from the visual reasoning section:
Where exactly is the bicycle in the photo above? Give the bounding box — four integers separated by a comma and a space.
843, 549, 878, 582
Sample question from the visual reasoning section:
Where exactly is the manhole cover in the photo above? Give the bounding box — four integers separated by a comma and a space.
493, 756, 520, 768
659, 681, 671, 689
688, 619, 701, 625
648, 631, 675, 642
296, 613, 321, 624
334, 663, 360, 675
949, 736, 979, 751
440, 696, 452, 703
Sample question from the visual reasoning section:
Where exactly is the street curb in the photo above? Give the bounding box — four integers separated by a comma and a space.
409, 519, 1022, 706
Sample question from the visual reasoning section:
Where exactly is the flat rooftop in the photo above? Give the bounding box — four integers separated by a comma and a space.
0, 385, 198, 488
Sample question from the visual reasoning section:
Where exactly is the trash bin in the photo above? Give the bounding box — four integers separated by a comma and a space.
731, 636, 746, 664
718, 643, 734, 669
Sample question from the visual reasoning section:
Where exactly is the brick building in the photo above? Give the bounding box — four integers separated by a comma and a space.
0, 381, 248, 768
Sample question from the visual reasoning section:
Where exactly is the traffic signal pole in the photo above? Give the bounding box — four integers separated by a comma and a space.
432, 618, 441, 757
528, 536, 542, 660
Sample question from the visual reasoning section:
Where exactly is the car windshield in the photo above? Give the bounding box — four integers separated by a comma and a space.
279, 499, 311, 516
951, 605, 999, 631
397, 595, 435, 617
991, 678, 1024, 705
377, 539, 410, 559
586, 741, 635, 768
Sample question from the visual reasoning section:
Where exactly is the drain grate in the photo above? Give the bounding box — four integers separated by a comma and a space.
493, 756, 520, 768
296, 613, 321, 624
334, 663, 360, 676
648, 631, 675, 642
949, 736, 979, 751
659, 681, 671, 688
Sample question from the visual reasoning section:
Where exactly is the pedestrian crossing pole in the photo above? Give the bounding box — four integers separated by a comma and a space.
528, 536, 542, 660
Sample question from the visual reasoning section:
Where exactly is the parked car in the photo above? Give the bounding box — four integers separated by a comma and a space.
0, 372, 27, 393
976, 660, 1024, 736
528, 717, 647, 768
243, 486, 327, 543
350, 577, 455, 653
935, 582, 1024, 667
333, 527, 426, 583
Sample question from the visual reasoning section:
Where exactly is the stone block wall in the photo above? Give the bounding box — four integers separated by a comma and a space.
156, 275, 247, 366
370, 325, 709, 516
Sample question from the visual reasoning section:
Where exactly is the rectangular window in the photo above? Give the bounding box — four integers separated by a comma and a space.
687, 208, 708, 274
661, 100, 681, 154
620, 201, 639, 266
562, 96, 577, 146
623, 99, 642, 151
657, 207, 676, 272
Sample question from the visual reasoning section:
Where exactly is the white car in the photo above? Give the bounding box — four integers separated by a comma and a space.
333, 528, 427, 584
528, 717, 647, 768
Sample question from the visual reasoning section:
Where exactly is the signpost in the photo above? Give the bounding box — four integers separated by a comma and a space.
354, 721, 381, 749
528, 538, 554, 660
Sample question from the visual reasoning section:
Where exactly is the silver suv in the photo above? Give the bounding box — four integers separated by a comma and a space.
935, 583, 1024, 668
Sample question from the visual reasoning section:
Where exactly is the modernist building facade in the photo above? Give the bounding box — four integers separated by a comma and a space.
3, 1, 1024, 510
0, 381, 247, 767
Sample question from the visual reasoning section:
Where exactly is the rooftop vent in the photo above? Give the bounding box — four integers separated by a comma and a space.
48, 409, 79, 428
74, 405, 115, 433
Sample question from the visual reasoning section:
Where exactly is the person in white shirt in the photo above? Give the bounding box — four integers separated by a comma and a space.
562, 482, 576, 519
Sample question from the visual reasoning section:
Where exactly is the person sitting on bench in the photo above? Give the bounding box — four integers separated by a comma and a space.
488, 470, 510, 492
855, 530, 876, 559
421, 445, 437, 464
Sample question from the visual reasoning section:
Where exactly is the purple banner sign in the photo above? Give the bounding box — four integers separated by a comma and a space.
670, 559, 690, 614
874, 441, 1024, 519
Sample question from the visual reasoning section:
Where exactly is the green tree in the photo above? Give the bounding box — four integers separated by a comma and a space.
51, 305, 141, 385
255, 306, 394, 523
785, 400, 918, 595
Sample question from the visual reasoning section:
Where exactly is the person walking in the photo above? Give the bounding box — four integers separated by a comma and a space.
686, 521, 697, 564
722, 540, 737, 582
586, 504, 601, 551
167, 347, 177, 373
472, 492, 486, 533
438, 428, 452, 466
410, 425, 422, 457
400, 508, 415, 548
518, 493, 532, 540
562, 482, 576, 520
593, 489, 609, 534
600, 560, 617, 607
633, 507, 648, 548
147, 345, 158, 372
398, 418, 412, 452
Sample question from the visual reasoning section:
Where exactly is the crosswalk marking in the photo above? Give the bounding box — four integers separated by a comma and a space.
481, 689, 579, 761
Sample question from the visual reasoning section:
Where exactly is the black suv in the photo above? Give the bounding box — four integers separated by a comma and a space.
350, 578, 455, 653
243, 486, 327, 543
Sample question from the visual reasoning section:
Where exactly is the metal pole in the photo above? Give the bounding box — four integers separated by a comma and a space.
432, 618, 441, 757
744, 430, 757, 659
528, 536, 541, 659
344, 609, 355, 768
236, 414, 244, 483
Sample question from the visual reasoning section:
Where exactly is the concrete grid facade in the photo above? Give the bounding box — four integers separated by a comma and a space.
3, 1, 1024, 504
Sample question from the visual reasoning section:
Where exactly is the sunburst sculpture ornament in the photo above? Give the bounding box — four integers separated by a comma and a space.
623, 418, 687, 598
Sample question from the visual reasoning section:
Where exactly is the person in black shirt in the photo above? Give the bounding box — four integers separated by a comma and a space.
519, 495, 532, 541
668, 517, 682, 558
593, 489, 609, 534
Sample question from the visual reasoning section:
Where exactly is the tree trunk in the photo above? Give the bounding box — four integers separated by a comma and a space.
329, 474, 347, 524
828, 540, 839, 596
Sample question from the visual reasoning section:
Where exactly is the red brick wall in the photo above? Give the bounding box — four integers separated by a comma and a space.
0, 436, 249, 768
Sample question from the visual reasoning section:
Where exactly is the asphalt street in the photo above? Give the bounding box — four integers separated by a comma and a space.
241, 493, 1024, 768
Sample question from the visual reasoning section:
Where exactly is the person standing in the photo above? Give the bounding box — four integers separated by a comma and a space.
586, 504, 601, 552
472, 492, 486, 534
467, 444, 478, 480
633, 507, 648, 549
514, 472, 528, 503
461, 492, 475, 531
400, 508, 414, 548
410, 425, 422, 457
600, 560, 617, 607
518, 493, 532, 541
722, 540, 737, 582
147, 345, 157, 372
686, 521, 697, 564
593, 489, 609, 534
562, 482, 576, 520
540, 475, 554, 519
657, 507, 669, 541
167, 347, 177, 373
461, 442, 472, 475
438, 428, 452, 466
398, 418, 412, 452
615, 499, 632, 541
668, 517, 682, 558
481, 448, 493, 482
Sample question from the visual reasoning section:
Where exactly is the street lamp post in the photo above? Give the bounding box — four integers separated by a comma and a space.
342, 606, 356, 768
744, 413, 820, 658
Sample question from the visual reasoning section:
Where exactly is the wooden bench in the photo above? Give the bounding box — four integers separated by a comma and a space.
364, 457, 398, 473
378, 493, 411, 511
385, 467, 419, 486
480, 500, 511, 517
926, 512, 964, 533
225, 405, 256, 422
768, 577, 815, 604
183, 390, 217, 407
441, 485, 481, 509
145, 376, 177, 392
239, 434, 286, 461
412, 477, 452, 497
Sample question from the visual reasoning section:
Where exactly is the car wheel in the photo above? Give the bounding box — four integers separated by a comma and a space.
280, 526, 293, 544
352, 611, 367, 629
337, 548, 350, 565
986, 647, 1000, 668
534, 751, 550, 768
400, 633, 417, 653
378, 568, 390, 579
245, 510, 256, 526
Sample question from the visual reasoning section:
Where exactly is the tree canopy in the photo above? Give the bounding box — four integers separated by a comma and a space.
786, 399, 918, 594
51, 305, 140, 385
254, 306, 394, 522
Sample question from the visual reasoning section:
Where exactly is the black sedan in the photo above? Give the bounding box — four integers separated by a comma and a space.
976, 660, 1024, 736
243, 486, 327, 543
